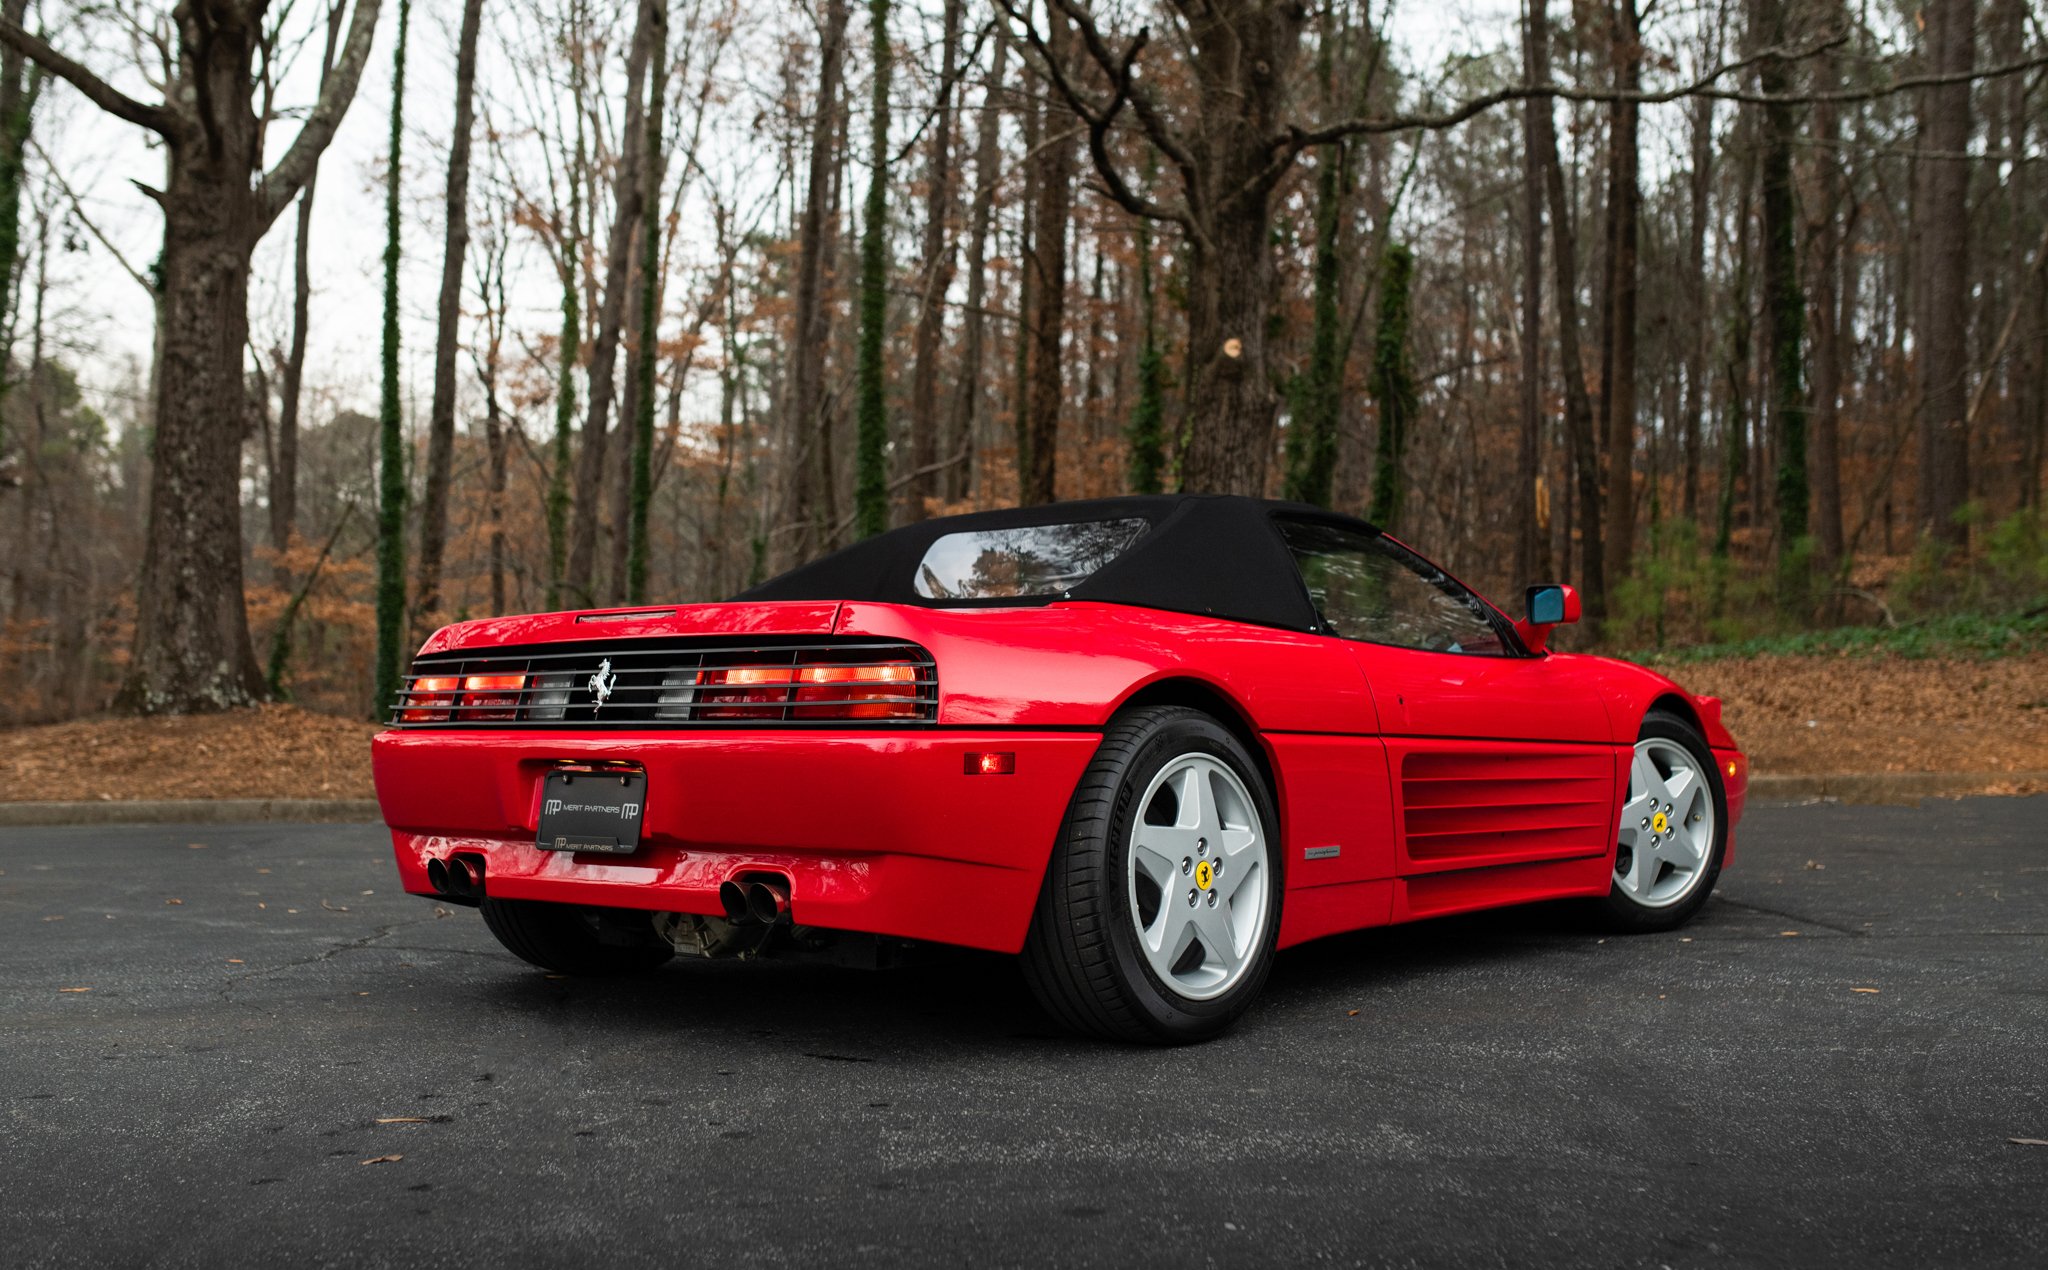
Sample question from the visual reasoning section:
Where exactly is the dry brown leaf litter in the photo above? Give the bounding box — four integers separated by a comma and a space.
1, 655, 2042, 802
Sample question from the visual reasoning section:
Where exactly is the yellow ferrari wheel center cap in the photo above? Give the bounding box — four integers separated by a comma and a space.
1194, 860, 1215, 891
1651, 812, 1669, 835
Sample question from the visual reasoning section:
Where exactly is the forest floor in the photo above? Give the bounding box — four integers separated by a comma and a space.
0, 654, 2043, 802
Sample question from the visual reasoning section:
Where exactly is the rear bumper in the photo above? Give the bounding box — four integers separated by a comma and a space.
372, 729, 1100, 953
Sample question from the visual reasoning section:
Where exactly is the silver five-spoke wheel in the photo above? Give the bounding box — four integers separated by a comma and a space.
1127, 754, 1270, 1000
1615, 735, 1716, 908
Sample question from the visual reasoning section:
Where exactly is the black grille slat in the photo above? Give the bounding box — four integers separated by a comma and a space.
391, 636, 938, 729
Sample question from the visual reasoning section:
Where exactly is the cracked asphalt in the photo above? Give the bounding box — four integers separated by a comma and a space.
3, 797, 2044, 1268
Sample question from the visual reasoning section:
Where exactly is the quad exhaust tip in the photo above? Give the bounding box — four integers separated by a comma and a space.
427, 855, 485, 902
718, 877, 792, 926
745, 881, 790, 925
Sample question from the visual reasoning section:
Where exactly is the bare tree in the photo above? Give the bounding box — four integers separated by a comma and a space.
0, 2, 382, 712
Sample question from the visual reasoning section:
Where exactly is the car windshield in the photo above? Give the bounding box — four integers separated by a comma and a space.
1276, 519, 1509, 655
913, 518, 1151, 600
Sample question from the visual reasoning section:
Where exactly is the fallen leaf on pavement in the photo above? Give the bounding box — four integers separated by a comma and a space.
359, 1155, 403, 1165
1346, 1010, 1359, 1017
165, 898, 183, 906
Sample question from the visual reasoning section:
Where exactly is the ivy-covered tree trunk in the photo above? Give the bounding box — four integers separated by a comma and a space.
1283, 19, 1351, 511
625, 0, 668, 599
1365, 243, 1417, 531
853, 0, 891, 538
375, 0, 412, 719
0, 0, 40, 407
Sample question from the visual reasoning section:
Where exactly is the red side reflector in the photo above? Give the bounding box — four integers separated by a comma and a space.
965, 751, 1015, 776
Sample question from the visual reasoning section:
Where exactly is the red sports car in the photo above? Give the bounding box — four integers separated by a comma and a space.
373, 495, 1746, 1043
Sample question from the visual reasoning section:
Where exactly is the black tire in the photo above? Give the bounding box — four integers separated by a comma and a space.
1595, 708, 1729, 933
1020, 705, 1283, 1044
479, 898, 675, 975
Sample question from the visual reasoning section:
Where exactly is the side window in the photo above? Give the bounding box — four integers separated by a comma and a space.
1276, 519, 1510, 656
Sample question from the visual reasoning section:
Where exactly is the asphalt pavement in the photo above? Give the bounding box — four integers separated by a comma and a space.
3, 798, 2044, 1268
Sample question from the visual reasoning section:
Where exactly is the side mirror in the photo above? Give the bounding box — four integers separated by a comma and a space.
1514, 583, 1580, 653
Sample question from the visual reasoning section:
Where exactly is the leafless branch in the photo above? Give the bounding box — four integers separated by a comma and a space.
260, 0, 384, 227
0, 18, 179, 136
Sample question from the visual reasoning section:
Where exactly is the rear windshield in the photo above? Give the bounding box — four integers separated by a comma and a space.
913, 518, 1150, 600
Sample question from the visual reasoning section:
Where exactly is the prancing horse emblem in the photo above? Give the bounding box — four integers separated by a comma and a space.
588, 658, 616, 713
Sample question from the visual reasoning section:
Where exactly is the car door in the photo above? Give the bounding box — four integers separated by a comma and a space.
1273, 519, 1618, 878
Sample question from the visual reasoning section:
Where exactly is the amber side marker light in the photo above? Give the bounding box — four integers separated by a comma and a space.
402, 675, 461, 722
965, 752, 1015, 776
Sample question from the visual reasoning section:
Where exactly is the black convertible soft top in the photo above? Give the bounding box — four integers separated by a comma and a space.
737, 494, 1382, 632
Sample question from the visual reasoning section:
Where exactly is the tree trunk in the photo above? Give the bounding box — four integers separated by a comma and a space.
564, 0, 656, 603
411, 0, 485, 637
1172, 2, 1309, 496
0, 0, 38, 402
905, 0, 962, 520
1753, 0, 1808, 613
1600, 0, 1641, 608
779, 0, 850, 568
1528, 0, 1605, 615
854, 0, 893, 536
545, 11, 586, 610
1680, 90, 1714, 527
1807, 22, 1847, 574
1021, 7, 1073, 507
1514, 0, 1545, 585
943, 31, 1006, 505
374, 0, 412, 718
0, 1, 383, 713
625, 0, 668, 600
1915, 0, 1975, 549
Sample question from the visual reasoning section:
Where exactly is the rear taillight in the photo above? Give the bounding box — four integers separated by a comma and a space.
401, 675, 461, 723
694, 666, 793, 720
792, 663, 919, 719
462, 673, 526, 721
692, 661, 921, 720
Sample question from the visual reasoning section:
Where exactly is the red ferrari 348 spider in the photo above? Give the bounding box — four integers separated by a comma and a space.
374, 495, 1746, 1042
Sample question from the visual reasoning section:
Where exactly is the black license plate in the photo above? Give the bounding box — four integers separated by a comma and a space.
536, 768, 647, 855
